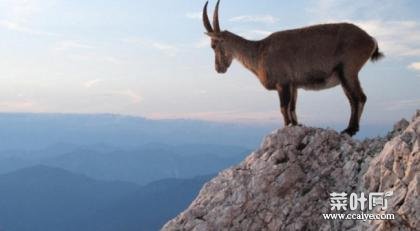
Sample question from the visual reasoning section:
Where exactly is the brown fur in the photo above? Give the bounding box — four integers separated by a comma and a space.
203, 1, 384, 136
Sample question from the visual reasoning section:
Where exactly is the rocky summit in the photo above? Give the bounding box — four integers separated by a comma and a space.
162, 110, 419, 231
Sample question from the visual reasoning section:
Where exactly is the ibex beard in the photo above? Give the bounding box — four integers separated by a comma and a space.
202, 0, 384, 136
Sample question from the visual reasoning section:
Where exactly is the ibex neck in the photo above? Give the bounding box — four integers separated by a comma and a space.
225, 32, 261, 73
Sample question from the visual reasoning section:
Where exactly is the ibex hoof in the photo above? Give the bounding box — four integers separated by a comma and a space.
286, 123, 301, 127
341, 127, 358, 136
289, 123, 302, 127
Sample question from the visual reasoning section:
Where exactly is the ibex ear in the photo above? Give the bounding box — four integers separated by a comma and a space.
205, 32, 222, 40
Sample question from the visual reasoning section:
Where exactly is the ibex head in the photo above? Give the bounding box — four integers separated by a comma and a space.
203, 0, 233, 74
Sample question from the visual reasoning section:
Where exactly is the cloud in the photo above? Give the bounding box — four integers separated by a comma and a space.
0, 0, 57, 36
354, 20, 420, 57
307, 1, 420, 58
195, 89, 208, 95
0, 99, 39, 111
102, 56, 121, 65
0, 19, 57, 36
122, 37, 179, 56
152, 42, 179, 56
83, 79, 103, 88
54, 40, 94, 52
408, 62, 420, 71
194, 37, 209, 48
112, 90, 142, 104
186, 12, 201, 20
240, 29, 273, 39
65, 53, 121, 65
384, 99, 420, 111
229, 15, 278, 24
307, 0, 403, 21
0, 0, 39, 25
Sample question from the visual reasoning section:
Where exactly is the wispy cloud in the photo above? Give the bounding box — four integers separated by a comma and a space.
112, 90, 142, 104
307, 1, 420, 58
194, 37, 210, 48
195, 89, 208, 95
54, 40, 94, 52
0, 0, 57, 36
83, 79, 103, 88
229, 15, 278, 24
0, 20, 54, 35
53, 40, 121, 64
240, 29, 273, 39
102, 56, 121, 65
186, 12, 201, 20
122, 37, 179, 56
65, 53, 121, 65
0, 99, 40, 111
355, 20, 420, 57
307, 0, 403, 21
384, 99, 420, 111
152, 42, 179, 56
408, 62, 420, 71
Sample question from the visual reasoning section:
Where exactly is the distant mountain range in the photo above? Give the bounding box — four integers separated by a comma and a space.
0, 143, 248, 185
0, 113, 275, 151
0, 165, 212, 231
0, 112, 391, 231
42, 143, 248, 185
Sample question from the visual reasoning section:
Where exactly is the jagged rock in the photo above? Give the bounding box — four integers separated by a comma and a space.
387, 118, 410, 140
363, 110, 419, 231
162, 110, 420, 231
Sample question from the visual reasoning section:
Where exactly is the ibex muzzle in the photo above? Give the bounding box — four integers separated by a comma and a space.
202, 1, 384, 136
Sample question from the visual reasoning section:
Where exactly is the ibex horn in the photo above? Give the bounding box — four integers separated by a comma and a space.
202, 1, 214, 32
213, 0, 221, 32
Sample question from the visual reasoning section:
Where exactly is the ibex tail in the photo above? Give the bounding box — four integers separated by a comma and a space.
371, 39, 384, 62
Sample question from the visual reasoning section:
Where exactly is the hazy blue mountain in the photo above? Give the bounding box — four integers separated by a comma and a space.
0, 156, 34, 174
0, 165, 211, 231
0, 113, 390, 184
41, 143, 247, 185
0, 113, 392, 231
0, 165, 139, 231
0, 143, 121, 175
0, 142, 248, 184
0, 113, 390, 154
67, 175, 213, 231
0, 113, 275, 151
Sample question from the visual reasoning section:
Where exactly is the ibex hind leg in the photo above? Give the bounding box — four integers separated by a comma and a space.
288, 86, 299, 126
337, 65, 367, 136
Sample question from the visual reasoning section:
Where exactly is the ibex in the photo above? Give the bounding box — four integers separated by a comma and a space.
202, 0, 384, 136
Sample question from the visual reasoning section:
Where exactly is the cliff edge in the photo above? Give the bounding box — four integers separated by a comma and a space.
163, 110, 419, 231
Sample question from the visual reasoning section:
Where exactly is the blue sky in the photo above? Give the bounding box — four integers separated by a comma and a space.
0, 0, 419, 125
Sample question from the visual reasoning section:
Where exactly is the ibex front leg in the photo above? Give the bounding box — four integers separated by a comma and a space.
277, 84, 291, 126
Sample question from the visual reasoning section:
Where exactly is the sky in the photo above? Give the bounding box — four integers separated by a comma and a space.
0, 0, 419, 126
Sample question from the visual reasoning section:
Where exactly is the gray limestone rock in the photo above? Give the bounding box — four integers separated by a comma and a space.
163, 110, 420, 231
